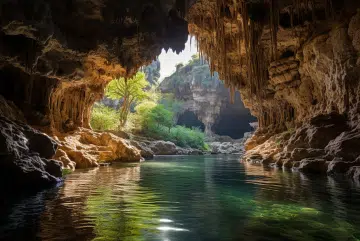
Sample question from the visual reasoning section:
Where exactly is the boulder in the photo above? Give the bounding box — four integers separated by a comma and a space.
208, 142, 244, 154
0, 116, 62, 189
149, 141, 178, 155
130, 140, 154, 159
54, 128, 142, 168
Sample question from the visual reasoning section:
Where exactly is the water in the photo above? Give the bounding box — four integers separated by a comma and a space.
1, 155, 360, 241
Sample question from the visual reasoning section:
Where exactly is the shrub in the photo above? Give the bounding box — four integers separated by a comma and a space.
90, 104, 119, 131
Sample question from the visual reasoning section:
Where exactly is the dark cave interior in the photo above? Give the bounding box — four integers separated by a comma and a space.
177, 111, 206, 132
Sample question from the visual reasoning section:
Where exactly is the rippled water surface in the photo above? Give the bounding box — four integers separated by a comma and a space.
2, 155, 360, 241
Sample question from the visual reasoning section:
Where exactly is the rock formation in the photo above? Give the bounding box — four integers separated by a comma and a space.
1, 0, 360, 187
187, 0, 360, 179
0, 0, 191, 188
160, 56, 256, 138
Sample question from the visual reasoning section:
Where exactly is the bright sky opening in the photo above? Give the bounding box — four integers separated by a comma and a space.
158, 36, 198, 82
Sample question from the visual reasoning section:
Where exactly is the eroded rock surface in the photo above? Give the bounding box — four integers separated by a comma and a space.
54, 128, 142, 169
0, 116, 61, 189
187, 1, 360, 176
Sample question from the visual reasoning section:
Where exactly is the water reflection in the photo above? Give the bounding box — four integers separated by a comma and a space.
1, 156, 360, 241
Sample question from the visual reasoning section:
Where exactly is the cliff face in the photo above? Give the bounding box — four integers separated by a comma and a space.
159, 57, 255, 138
187, 0, 360, 177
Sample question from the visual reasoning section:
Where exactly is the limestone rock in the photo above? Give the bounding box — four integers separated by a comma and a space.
208, 142, 244, 154
290, 148, 325, 162
0, 116, 62, 189
298, 158, 327, 173
327, 158, 358, 175
149, 141, 178, 155
325, 129, 360, 161
54, 128, 142, 168
346, 166, 360, 181
130, 140, 154, 160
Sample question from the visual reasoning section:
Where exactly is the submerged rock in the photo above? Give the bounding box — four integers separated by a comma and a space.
0, 116, 62, 189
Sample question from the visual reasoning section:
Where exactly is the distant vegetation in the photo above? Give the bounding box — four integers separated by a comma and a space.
90, 68, 207, 149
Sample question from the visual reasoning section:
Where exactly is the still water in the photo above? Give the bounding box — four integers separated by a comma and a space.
1, 155, 360, 241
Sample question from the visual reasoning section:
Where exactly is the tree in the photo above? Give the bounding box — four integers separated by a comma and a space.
106, 72, 149, 128
148, 105, 174, 131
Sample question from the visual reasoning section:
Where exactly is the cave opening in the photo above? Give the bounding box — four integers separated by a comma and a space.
212, 93, 257, 139
176, 111, 205, 132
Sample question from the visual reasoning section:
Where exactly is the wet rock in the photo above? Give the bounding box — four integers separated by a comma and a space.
282, 159, 293, 169
325, 129, 360, 161
0, 116, 62, 189
347, 166, 360, 181
292, 161, 301, 169
298, 158, 327, 173
291, 148, 325, 162
327, 158, 357, 175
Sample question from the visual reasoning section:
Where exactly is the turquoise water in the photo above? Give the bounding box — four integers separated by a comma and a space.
1, 155, 360, 241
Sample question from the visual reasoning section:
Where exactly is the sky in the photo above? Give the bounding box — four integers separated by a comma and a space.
158, 36, 198, 82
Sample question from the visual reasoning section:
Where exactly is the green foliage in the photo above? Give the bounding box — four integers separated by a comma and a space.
143, 124, 206, 149
90, 104, 118, 131
106, 72, 149, 127
146, 105, 174, 130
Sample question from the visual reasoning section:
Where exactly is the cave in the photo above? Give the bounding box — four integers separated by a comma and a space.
177, 110, 205, 132
1, 0, 360, 240
0, 0, 359, 193
212, 93, 257, 139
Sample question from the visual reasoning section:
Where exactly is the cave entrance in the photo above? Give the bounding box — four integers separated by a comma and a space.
177, 111, 205, 132
212, 93, 257, 139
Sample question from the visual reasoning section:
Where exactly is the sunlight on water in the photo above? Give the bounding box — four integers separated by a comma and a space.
1, 155, 360, 241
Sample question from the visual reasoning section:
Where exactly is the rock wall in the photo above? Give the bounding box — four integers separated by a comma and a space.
160, 57, 255, 138
0, 0, 189, 132
0, 0, 191, 188
187, 0, 360, 178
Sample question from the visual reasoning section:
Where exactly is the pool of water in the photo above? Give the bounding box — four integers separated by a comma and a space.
1, 155, 360, 241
